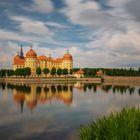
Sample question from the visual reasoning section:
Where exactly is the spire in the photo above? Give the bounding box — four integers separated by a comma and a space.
49, 53, 51, 58
67, 49, 69, 54
20, 44, 24, 58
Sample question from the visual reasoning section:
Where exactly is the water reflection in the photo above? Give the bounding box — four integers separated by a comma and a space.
0, 82, 140, 113
76, 83, 139, 95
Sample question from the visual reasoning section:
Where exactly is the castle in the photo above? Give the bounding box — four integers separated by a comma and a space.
13, 46, 73, 75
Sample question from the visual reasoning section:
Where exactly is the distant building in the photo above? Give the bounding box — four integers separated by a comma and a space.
12, 46, 73, 75
96, 69, 104, 77
74, 69, 84, 78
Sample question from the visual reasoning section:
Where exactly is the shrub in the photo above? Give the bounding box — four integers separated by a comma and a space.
80, 107, 140, 140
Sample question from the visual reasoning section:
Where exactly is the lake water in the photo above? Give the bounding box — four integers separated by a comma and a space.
0, 82, 140, 140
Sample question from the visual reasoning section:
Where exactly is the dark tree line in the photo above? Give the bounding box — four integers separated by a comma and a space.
105, 68, 140, 76
1, 67, 140, 78
0, 67, 31, 77
0, 67, 72, 77
36, 67, 71, 77
73, 67, 140, 77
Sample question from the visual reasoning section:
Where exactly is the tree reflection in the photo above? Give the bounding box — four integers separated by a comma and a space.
138, 89, 140, 96
36, 86, 41, 95
44, 86, 49, 93
57, 85, 62, 93
5, 83, 74, 112
0, 82, 6, 90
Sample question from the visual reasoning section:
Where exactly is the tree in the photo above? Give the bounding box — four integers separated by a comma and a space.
44, 68, 50, 76
36, 67, 41, 76
138, 67, 140, 75
57, 68, 62, 77
63, 68, 68, 76
69, 69, 73, 75
0, 69, 6, 77
51, 67, 56, 76
6, 70, 14, 77
25, 67, 31, 77
14, 69, 21, 77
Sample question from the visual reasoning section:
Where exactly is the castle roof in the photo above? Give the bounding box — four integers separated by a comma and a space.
38, 55, 48, 61
56, 58, 63, 63
63, 50, 73, 60
13, 54, 25, 65
26, 48, 37, 58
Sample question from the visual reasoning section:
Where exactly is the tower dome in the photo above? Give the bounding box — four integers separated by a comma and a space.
14, 53, 20, 62
63, 49, 73, 60
26, 47, 37, 58
13, 52, 25, 65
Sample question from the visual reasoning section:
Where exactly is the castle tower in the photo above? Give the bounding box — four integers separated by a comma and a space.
25, 46, 37, 75
63, 49, 73, 72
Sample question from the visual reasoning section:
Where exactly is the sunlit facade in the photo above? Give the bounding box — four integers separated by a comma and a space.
12, 46, 73, 75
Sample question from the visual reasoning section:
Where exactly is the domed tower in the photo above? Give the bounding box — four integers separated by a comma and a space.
12, 51, 25, 70
63, 49, 73, 72
25, 46, 37, 75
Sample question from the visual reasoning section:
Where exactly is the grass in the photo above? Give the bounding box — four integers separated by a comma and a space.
80, 107, 140, 140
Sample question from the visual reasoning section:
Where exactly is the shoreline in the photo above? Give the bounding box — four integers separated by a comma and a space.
0, 76, 140, 85
1, 77, 102, 84
103, 76, 140, 86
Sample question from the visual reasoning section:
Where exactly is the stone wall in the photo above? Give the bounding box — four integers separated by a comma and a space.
103, 76, 140, 85
3, 77, 101, 84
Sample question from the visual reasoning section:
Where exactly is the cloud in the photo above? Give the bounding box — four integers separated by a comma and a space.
45, 21, 70, 28
10, 16, 53, 36
25, 0, 54, 13
85, 26, 140, 67
61, 0, 139, 30
61, 0, 106, 28
0, 42, 19, 68
125, 0, 140, 21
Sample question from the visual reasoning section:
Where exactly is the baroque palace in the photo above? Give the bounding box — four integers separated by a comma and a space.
13, 46, 73, 75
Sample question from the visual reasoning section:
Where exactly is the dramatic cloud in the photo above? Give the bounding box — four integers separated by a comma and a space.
10, 16, 53, 36
125, 0, 140, 21
26, 0, 54, 13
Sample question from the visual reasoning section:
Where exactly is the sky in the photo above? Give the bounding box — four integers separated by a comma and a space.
0, 0, 140, 68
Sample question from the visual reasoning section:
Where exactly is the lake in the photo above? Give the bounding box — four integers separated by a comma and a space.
0, 82, 140, 140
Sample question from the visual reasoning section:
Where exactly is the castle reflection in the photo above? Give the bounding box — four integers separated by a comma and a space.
0, 82, 140, 112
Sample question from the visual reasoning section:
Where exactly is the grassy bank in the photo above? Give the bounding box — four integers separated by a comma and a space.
80, 107, 140, 140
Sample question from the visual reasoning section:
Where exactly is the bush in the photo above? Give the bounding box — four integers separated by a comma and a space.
80, 107, 140, 140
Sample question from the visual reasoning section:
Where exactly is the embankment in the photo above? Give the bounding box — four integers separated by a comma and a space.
2, 77, 102, 84
103, 76, 140, 86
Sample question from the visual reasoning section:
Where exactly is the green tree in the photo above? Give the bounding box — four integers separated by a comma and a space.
14, 69, 21, 77
25, 67, 31, 77
138, 67, 140, 75
63, 68, 68, 76
51, 67, 56, 76
0, 69, 6, 77
44, 68, 50, 76
57, 68, 62, 77
36, 67, 41, 77
69, 69, 73, 75
6, 70, 14, 77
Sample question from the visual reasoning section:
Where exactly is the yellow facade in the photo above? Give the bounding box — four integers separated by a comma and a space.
13, 46, 73, 75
